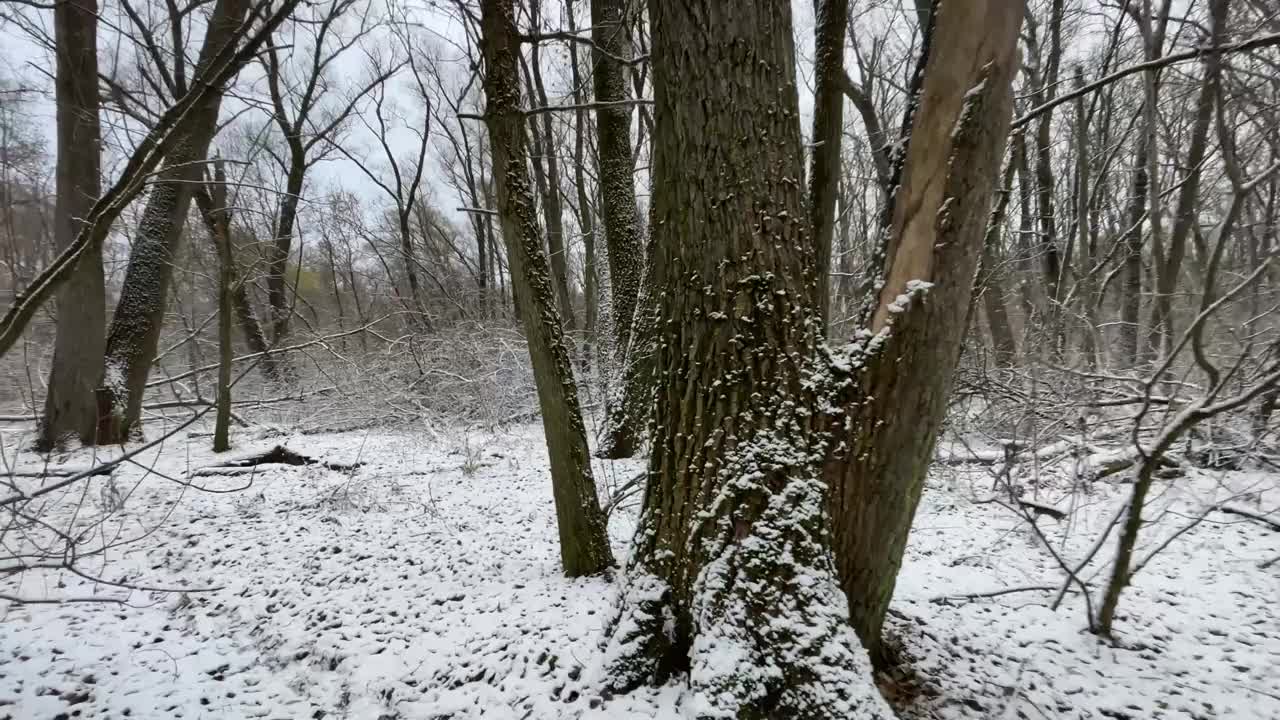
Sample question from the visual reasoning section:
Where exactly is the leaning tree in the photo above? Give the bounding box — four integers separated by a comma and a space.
601, 0, 1022, 715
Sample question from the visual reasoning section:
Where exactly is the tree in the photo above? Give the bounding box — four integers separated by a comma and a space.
809, 0, 849, 324
601, 0, 894, 711
97, 0, 255, 442
826, 1, 1023, 665
262, 0, 390, 344
38, 0, 103, 450
0, 0, 302, 363
591, 0, 647, 459
602, 1, 1023, 706
477, 0, 613, 577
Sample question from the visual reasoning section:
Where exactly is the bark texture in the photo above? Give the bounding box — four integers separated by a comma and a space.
828, 0, 1023, 665
39, 0, 104, 449
602, 1, 898, 716
593, 0, 647, 459
478, 0, 613, 577
98, 0, 251, 441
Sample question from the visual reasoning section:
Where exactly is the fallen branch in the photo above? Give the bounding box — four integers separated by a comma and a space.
1216, 505, 1280, 532
929, 585, 1065, 604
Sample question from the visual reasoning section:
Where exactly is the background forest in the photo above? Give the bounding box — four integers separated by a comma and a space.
0, 0, 1277, 718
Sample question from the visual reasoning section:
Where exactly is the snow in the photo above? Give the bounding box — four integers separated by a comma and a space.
1, 423, 1277, 719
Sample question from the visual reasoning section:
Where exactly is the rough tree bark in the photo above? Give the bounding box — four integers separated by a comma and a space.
97, 0, 252, 442
602, 2, 895, 714
38, 0, 104, 450
603, 0, 1021, 712
478, 0, 613, 577
593, 0, 648, 459
826, 0, 1023, 665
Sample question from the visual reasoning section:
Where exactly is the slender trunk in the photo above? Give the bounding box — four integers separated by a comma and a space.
1073, 67, 1097, 369
1013, 130, 1038, 334
39, 0, 104, 450
208, 162, 233, 452
397, 211, 430, 331
1120, 140, 1148, 367
1137, 0, 1169, 367
194, 187, 279, 380
978, 154, 1019, 367
97, 0, 251, 442
320, 237, 347, 348
525, 42, 576, 331
593, 0, 647, 459
1146, 0, 1226, 362
567, 0, 597, 358
828, 0, 1023, 665
479, 0, 613, 577
267, 150, 304, 342
809, 0, 849, 324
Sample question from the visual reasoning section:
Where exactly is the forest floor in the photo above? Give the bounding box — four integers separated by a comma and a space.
0, 422, 1277, 720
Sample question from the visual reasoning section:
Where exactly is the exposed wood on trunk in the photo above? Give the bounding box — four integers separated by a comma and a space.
828, 0, 1023, 665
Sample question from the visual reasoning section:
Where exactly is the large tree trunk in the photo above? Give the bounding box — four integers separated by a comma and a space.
602, 2, 895, 714
97, 0, 251, 442
478, 0, 613, 578
592, 0, 647, 459
826, 0, 1023, 666
808, 0, 849, 325
39, 0, 104, 450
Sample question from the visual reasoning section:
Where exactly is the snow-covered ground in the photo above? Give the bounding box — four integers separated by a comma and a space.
1, 424, 1276, 719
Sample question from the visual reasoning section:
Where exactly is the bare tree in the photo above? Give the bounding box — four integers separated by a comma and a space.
477, 0, 613, 577
38, 0, 103, 449
97, 0, 258, 441
604, 0, 1021, 709
261, 0, 392, 344
591, 0, 646, 459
